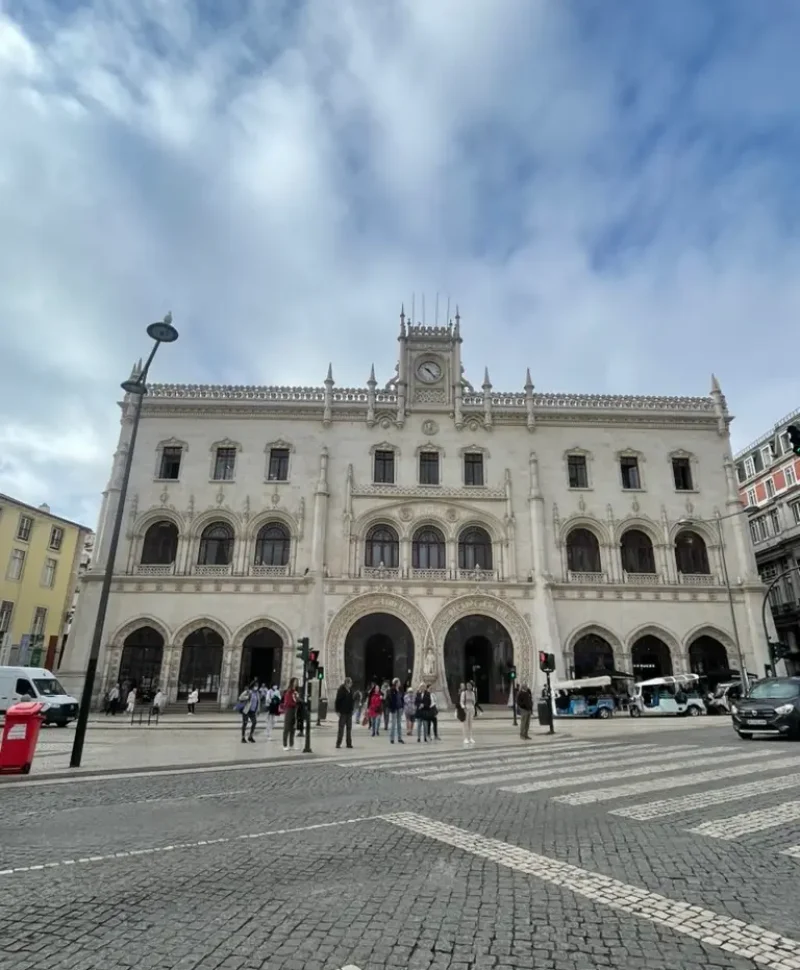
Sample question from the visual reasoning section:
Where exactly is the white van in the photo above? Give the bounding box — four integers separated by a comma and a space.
0, 667, 80, 727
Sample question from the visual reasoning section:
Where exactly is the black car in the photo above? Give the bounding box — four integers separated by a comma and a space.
731, 677, 800, 740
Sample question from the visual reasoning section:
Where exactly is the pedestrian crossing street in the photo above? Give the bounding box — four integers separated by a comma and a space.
338, 739, 800, 862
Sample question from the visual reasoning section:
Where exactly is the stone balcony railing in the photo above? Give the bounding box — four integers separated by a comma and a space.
135, 564, 176, 576
678, 572, 717, 586
568, 570, 607, 584
410, 568, 448, 582
250, 564, 291, 578
623, 571, 661, 585
194, 564, 233, 577
362, 566, 402, 580
458, 568, 498, 582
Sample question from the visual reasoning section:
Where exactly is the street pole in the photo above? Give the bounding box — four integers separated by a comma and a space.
512, 681, 517, 726
70, 315, 178, 769
715, 514, 750, 691
302, 664, 312, 754
546, 671, 555, 735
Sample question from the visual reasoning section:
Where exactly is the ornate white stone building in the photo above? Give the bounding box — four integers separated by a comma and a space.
62, 314, 770, 707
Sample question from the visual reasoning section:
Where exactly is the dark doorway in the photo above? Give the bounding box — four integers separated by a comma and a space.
631, 636, 674, 680
344, 613, 415, 692
689, 635, 731, 688
178, 627, 224, 699
240, 628, 283, 690
573, 633, 615, 679
443, 615, 514, 705
118, 626, 164, 700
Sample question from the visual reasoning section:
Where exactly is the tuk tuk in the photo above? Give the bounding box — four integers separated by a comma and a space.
552, 676, 617, 719
629, 674, 706, 717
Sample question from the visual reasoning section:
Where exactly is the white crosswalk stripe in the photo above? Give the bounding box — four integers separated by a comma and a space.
498, 747, 759, 794
556, 755, 800, 806
609, 769, 800, 821
782, 845, 800, 860
336, 740, 582, 770
687, 800, 800, 840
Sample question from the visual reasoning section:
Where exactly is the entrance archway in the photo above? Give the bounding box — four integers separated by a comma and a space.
689, 635, 731, 687
118, 626, 164, 699
573, 633, 615, 679
344, 613, 415, 691
443, 614, 513, 705
631, 635, 673, 680
178, 626, 224, 699
240, 628, 283, 690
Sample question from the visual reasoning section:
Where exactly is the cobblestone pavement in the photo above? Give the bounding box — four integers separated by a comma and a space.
1, 722, 799, 970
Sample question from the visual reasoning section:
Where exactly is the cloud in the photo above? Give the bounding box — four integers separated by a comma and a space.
2, 0, 800, 523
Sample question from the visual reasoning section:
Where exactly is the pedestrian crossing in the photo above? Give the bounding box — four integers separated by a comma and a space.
339, 739, 800, 862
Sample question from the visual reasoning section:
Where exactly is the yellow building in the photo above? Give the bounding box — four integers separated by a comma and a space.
0, 493, 92, 669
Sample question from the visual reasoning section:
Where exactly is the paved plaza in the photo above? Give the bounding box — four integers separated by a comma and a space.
1, 720, 799, 970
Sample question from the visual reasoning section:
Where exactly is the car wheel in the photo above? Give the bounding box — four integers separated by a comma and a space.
630, 707, 641, 718
598, 707, 611, 719
737, 731, 753, 740
688, 706, 701, 717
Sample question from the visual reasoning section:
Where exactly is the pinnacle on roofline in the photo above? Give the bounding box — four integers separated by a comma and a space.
325, 363, 334, 383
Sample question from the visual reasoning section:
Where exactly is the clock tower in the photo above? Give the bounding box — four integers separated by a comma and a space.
396, 307, 466, 426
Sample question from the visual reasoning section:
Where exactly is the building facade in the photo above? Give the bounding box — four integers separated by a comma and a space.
62, 317, 770, 707
0, 493, 92, 668
735, 409, 800, 674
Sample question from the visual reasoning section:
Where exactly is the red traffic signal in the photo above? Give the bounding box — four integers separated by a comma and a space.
538, 651, 555, 674
308, 649, 320, 665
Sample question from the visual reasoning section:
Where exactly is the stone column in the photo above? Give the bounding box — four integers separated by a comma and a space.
528, 453, 562, 689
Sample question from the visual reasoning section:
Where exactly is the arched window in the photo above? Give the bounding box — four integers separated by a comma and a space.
620, 529, 656, 574
412, 526, 446, 570
458, 527, 493, 570
197, 522, 234, 566
140, 521, 179, 565
566, 528, 602, 573
365, 525, 399, 568
254, 522, 290, 566
674, 530, 710, 575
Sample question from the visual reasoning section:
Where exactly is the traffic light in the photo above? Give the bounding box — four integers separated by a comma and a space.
770, 640, 791, 662
539, 651, 556, 673
508, 665, 517, 681
307, 649, 320, 677
296, 636, 309, 663
788, 425, 800, 456
316, 665, 325, 681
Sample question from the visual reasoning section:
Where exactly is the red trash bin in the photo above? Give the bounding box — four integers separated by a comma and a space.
0, 702, 46, 775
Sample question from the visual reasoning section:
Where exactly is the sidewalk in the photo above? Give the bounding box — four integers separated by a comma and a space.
0, 713, 727, 782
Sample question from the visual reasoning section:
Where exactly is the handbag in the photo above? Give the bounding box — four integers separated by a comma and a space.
456, 706, 466, 722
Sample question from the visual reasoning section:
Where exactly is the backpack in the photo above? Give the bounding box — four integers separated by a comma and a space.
268, 693, 281, 715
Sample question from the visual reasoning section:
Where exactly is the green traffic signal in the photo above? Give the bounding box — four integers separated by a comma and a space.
317, 666, 325, 681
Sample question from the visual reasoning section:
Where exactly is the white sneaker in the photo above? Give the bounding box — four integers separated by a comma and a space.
463, 739, 469, 745
283, 745, 288, 751
469, 738, 475, 744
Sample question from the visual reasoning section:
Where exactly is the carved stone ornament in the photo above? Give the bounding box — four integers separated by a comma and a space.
160, 487, 169, 505
421, 419, 439, 436
685, 497, 695, 515
423, 647, 436, 677
242, 495, 251, 522
399, 506, 413, 522
445, 507, 459, 523
186, 494, 195, 521
631, 497, 640, 513
381, 418, 391, 430
578, 496, 586, 512
215, 488, 225, 505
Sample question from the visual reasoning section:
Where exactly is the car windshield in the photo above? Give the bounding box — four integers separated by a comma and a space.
33, 678, 67, 697
747, 681, 800, 700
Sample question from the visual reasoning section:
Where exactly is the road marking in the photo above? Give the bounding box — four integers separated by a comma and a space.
500, 748, 774, 794
0, 815, 383, 878
337, 740, 586, 770
555, 756, 800, 805
610, 771, 800, 820
782, 845, 800, 860
337, 965, 363, 969
688, 800, 800, 840
381, 812, 800, 970
403, 742, 661, 779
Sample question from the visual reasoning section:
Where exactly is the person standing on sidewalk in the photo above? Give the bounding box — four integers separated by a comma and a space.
388, 678, 405, 744
517, 682, 533, 740
240, 680, 259, 743
187, 687, 198, 715
264, 687, 281, 742
334, 677, 355, 749
281, 678, 300, 750
459, 681, 476, 745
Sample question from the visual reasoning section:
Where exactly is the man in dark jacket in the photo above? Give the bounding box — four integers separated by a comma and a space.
335, 677, 355, 749
388, 678, 406, 744
517, 683, 533, 740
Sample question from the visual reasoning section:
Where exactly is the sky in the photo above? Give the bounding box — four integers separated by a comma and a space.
2, 0, 800, 528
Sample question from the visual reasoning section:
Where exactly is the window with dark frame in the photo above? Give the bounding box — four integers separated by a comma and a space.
464, 453, 484, 486
16, 515, 33, 541
213, 447, 237, 481
373, 449, 395, 484
268, 447, 290, 481
0, 600, 13, 634
419, 451, 440, 485
620, 455, 641, 490
672, 457, 693, 491
49, 526, 64, 551
159, 446, 183, 480
567, 454, 588, 489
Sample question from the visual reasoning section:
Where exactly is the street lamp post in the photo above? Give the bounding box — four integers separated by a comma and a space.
70, 315, 179, 769
678, 507, 752, 692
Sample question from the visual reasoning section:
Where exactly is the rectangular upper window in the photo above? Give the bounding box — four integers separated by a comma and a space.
567, 455, 588, 489
464, 453, 484, 487
419, 451, 440, 486
31, 606, 47, 636
6, 549, 25, 581
41, 557, 58, 588
620, 456, 641, 490
0, 600, 13, 634
672, 457, 693, 491
373, 450, 395, 484
785, 464, 797, 487
49, 526, 64, 551
158, 446, 183, 480
267, 447, 290, 481
212, 447, 237, 481
765, 478, 776, 499
743, 456, 756, 479
16, 515, 33, 541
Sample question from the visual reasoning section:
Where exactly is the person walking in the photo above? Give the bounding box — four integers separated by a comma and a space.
125, 687, 137, 716
367, 684, 383, 736
428, 686, 440, 741
388, 678, 405, 744
517, 683, 533, 739
334, 677, 355, 749
107, 684, 120, 716
460, 681, 476, 745
187, 687, 198, 715
403, 683, 415, 736
151, 689, 165, 719
240, 680, 259, 743
281, 678, 300, 750
264, 687, 280, 742
353, 687, 364, 727
381, 681, 391, 732
414, 682, 431, 742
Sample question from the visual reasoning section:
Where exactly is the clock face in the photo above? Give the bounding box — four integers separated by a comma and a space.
417, 360, 442, 383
